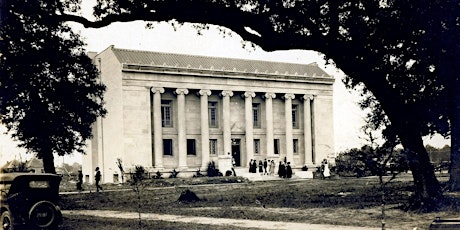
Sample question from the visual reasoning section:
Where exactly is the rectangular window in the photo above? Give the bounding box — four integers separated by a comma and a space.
292, 104, 299, 129
254, 139, 260, 155
274, 139, 280, 155
253, 103, 261, 128
187, 139, 196, 155
208, 102, 218, 128
163, 139, 173, 156
293, 139, 299, 155
161, 100, 173, 127
209, 139, 218, 155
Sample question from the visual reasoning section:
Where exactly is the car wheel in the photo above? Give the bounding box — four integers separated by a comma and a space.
1, 211, 12, 230
28, 201, 57, 229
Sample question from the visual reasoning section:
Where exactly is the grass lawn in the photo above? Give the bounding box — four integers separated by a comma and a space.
59, 173, 460, 230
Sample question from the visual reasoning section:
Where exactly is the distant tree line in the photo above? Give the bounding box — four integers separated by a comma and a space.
335, 144, 450, 178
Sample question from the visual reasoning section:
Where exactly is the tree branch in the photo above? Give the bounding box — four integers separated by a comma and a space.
58, 0, 326, 52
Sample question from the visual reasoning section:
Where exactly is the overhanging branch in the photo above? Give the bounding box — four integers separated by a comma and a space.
58, 0, 326, 52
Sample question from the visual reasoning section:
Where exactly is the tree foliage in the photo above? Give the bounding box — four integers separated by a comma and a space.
2, 0, 459, 209
82, 0, 459, 207
0, 0, 106, 173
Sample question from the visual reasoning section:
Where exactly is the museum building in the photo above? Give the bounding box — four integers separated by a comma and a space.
82, 45, 335, 183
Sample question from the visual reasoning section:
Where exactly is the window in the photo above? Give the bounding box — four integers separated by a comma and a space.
292, 104, 299, 129
209, 139, 218, 155
293, 139, 299, 155
163, 139, 173, 156
208, 102, 218, 128
274, 139, 280, 155
253, 103, 261, 128
187, 139, 196, 155
161, 100, 173, 127
254, 139, 260, 155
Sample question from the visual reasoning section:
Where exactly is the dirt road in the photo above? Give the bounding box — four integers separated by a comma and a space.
62, 210, 384, 230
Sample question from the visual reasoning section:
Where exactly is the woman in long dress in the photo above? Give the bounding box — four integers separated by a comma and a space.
323, 159, 331, 178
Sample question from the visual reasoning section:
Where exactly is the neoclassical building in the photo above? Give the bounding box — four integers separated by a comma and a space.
82, 45, 334, 183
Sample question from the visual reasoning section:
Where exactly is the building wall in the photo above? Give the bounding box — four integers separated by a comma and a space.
83, 47, 125, 183
83, 47, 335, 183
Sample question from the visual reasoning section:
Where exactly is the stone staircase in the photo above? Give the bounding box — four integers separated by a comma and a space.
233, 167, 313, 181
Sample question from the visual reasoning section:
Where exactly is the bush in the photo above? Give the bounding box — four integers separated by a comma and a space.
335, 145, 410, 177
153, 171, 163, 179
169, 169, 179, 178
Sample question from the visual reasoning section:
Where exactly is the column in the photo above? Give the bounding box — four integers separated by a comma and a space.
264, 93, 276, 157
199, 89, 211, 170
221, 90, 233, 156
176, 88, 189, 169
303, 95, 314, 166
284, 93, 295, 164
244, 91, 256, 166
151, 87, 165, 169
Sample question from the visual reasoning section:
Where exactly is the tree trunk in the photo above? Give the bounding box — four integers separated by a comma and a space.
42, 153, 57, 174
400, 131, 443, 210
449, 77, 460, 191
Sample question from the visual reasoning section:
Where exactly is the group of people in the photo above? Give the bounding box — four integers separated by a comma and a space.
248, 159, 276, 175
277, 161, 293, 178
248, 159, 295, 178
75, 166, 103, 192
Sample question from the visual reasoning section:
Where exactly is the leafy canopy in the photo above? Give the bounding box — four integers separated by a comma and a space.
0, 0, 106, 172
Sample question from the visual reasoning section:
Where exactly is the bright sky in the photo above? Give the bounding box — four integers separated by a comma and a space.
0, 1, 450, 166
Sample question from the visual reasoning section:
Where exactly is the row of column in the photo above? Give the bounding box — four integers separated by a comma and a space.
150, 87, 315, 169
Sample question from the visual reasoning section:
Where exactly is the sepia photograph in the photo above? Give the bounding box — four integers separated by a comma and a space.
0, 0, 459, 229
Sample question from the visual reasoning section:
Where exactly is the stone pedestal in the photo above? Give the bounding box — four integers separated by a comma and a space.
218, 155, 233, 175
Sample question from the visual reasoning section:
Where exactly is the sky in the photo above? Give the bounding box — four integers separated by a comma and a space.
0, 2, 451, 166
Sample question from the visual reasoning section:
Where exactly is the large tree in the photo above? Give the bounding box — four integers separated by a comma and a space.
73, 0, 457, 208
2, 0, 459, 208
0, 0, 106, 173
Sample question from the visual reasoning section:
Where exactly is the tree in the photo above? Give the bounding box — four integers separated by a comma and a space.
0, 0, 106, 173
2, 0, 459, 208
74, 0, 457, 208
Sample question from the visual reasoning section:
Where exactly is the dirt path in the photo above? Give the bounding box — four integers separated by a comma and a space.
62, 210, 384, 230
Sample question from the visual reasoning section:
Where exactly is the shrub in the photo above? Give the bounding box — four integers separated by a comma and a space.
153, 171, 163, 179
169, 169, 179, 178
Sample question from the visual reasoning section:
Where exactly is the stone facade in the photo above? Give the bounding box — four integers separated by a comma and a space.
82, 45, 335, 183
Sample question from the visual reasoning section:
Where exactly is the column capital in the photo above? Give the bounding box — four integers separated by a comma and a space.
199, 89, 212, 96
244, 91, 256, 98
175, 88, 189, 95
221, 90, 234, 97
264, 92, 276, 99
150, 87, 165, 94
303, 94, 315, 101
283, 93, 295, 100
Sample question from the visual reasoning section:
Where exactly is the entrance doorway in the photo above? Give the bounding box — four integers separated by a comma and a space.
231, 139, 241, 167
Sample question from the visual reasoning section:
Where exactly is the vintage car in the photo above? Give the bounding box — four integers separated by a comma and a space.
1, 173, 62, 230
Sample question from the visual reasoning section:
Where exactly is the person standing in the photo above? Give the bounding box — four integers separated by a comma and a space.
286, 162, 292, 178
278, 161, 286, 178
76, 169, 83, 192
263, 159, 268, 175
258, 160, 263, 175
323, 159, 331, 179
320, 160, 325, 179
251, 160, 257, 173
270, 160, 275, 175
95, 167, 103, 192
